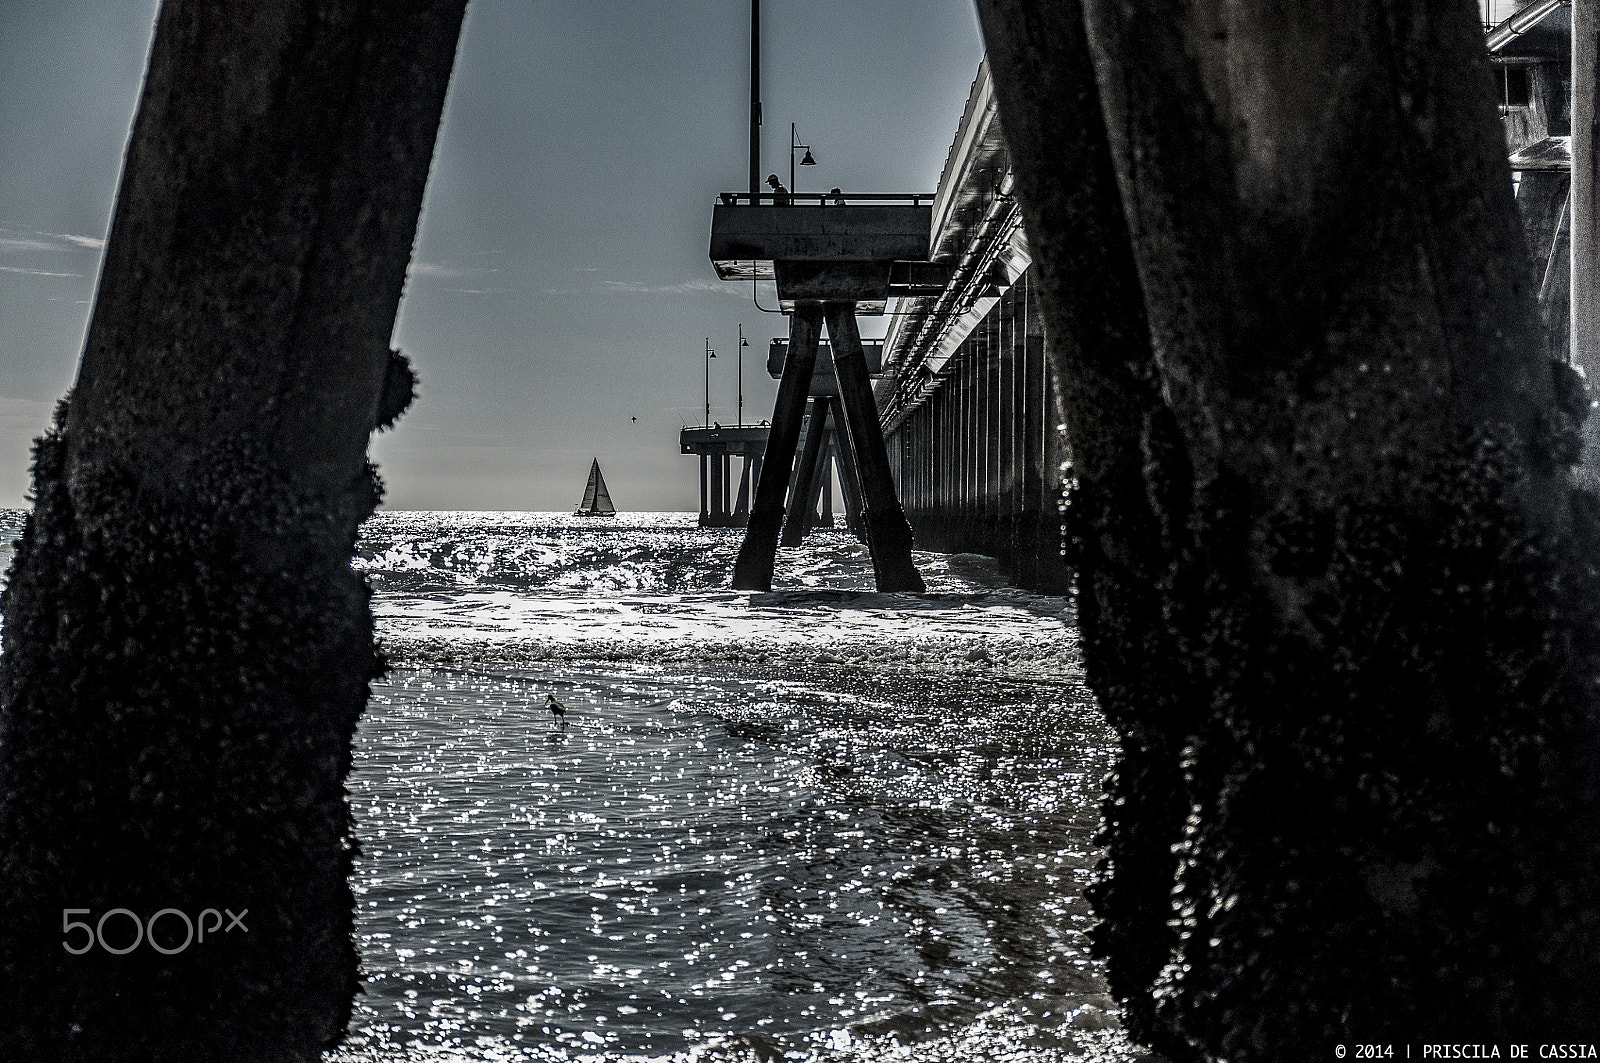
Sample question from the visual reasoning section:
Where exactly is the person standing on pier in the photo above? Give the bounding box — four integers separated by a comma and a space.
765, 173, 790, 205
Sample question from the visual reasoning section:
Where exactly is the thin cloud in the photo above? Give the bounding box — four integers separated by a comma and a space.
0, 235, 57, 254
537, 277, 757, 298
0, 265, 82, 277
596, 279, 741, 296
409, 260, 500, 280
0, 229, 106, 254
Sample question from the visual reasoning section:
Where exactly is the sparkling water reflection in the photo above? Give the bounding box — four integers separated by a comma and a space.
333, 513, 1150, 1061
338, 659, 1145, 1060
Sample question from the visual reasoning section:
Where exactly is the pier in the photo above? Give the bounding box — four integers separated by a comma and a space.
766, 337, 884, 543
705, 61, 1069, 594
679, 425, 767, 528
709, 192, 933, 592
875, 60, 1069, 593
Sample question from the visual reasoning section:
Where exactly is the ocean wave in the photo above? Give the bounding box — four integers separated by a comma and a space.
378, 629, 1081, 683
373, 583, 1079, 683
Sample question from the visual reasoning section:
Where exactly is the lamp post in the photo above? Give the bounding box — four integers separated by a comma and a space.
738, 324, 749, 426
749, 0, 761, 199
705, 338, 716, 427
790, 123, 816, 195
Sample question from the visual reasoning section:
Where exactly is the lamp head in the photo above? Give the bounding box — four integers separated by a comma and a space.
799, 149, 816, 167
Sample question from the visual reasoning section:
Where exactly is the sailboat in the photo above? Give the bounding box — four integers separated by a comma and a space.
575, 458, 616, 517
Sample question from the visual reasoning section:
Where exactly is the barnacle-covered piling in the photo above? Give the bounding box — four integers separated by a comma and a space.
0, 2, 464, 1059
980, 0, 1600, 1056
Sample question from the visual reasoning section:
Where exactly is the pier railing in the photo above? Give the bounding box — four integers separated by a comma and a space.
716, 191, 933, 208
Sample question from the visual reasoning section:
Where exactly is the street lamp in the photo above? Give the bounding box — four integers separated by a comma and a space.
790, 123, 815, 195
738, 324, 750, 426
705, 338, 716, 427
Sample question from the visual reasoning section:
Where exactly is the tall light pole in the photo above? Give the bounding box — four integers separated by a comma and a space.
749, 0, 761, 199
705, 338, 716, 427
790, 123, 816, 195
738, 324, 749, 426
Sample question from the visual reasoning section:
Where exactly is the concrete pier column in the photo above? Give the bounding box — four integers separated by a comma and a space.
979, 329, 992, 534
960, 353, 974, 548
819, 448, 835, 526
937, 388, 950, 541
960, 349, 973, 541
783, 397, 830, 546
908, 416, 921, 521
830, 398, 867, 541
734, 457, 752, 519
1017, 291, 1045, 587
801, 414, 835, 534
710, 451, 725, 523
824, 302, 925, 592
699, 455, 709, 524
733, 305, 823, 589
999, 299, 1019, 566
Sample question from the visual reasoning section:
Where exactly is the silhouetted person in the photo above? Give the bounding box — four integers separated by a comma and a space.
765, 173, 790, 206
545, 693, 566, 723
829, 186, 845, 205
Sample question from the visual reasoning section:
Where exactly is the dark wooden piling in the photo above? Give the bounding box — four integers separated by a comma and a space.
0, 1, 467, 1058
980, 0, 1600, 1053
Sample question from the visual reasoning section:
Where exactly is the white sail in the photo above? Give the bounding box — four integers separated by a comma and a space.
577, 459, 616, 516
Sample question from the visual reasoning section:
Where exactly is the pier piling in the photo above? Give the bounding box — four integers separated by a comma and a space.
826, 303, 924, 592
782, 397, 830, 546
733, 306, 822, 589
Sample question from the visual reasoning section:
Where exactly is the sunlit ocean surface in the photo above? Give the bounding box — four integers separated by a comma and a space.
0, 509, 1154, 1062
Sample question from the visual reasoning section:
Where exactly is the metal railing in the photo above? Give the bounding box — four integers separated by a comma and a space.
716, 191, 933, 208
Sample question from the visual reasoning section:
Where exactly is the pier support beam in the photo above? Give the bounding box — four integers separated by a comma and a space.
1576, 0, 1600, 488
710, 452, 725, 523
801, 426, 833, 534
734, 458, 752, 519
0, 0, 466, 1057
831, 399, 867, 542
825, 303, 924, 592
818, 448, 835, 526
733, 306, 822, 589
983, 0, 1600, 1054
783, 398, 829, 546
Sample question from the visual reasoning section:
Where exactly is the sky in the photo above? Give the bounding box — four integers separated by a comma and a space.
0, 0, 985, 511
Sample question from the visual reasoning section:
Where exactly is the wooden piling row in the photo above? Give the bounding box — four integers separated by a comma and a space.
885, 271, 1070, 593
